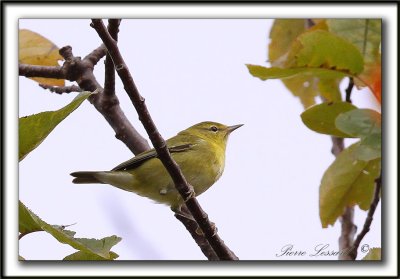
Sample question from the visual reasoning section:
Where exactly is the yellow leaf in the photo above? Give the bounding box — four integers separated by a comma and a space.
267, 20, 343, 108
362, 247, 381, 260
19, 29, 64, 86
319, 143, 381, 228
269, 19, 307, 64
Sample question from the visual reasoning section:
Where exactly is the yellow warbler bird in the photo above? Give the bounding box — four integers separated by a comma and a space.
71, 121, 242, 211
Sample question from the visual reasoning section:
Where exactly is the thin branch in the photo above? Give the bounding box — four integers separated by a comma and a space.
108, 19, 122, 38
84, 44, 107, 65
336, 77, 358, 260
345, 77, 354, 103
90, 19, 238, 260
19, 43, 150, 154
104, 19, 121, 96
331, 137, 357, 260
330, 126, 357, 261
102, 19, 215, 256
306, 19, 315, 29
349, 172, 382, 259
332, 133, 356, 261
327, 81, 358, 260
175, 205, 219, 261
339, 207, 356, 260
39, 84, 82, 94
330, 136, 344, 157
19, 64, 65, 79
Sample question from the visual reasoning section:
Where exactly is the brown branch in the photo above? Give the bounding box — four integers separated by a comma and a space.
326, 79, 359, 260
39, 84, 82, 94
339, 207, 356, 260
19, 64, 65, 79
306, 19, 315, 29
335, 78, 359, 260
331, 137, 357, 260
84, 44, 107, 65
65, 45, 150, 154
345, 77, 354, 103
108, 19, 121, 39
349, 172, 382, 259
90, 18, 238, 260
175, 205, 219, 261
330, 128, 357, 261
104, 19, 121, 96
19, 43, 149, 154
330, 136, 344, 157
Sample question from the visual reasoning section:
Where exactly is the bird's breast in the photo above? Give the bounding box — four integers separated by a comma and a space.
175, 141, 226, 196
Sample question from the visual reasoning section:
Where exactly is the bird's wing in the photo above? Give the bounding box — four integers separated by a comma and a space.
111, 143, 193, 171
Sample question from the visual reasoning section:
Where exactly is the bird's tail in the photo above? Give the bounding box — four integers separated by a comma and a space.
70, 171, 104, 184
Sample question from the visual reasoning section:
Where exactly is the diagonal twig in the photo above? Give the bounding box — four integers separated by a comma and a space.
39, 84, 82, 94
349, 172, 382, 259
103, 19, 121, 97
90, 18, 238, 260
84, 44, 107, 65
175, 205, 219, 261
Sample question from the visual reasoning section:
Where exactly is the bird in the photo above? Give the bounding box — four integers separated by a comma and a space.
71, 121, 242, 211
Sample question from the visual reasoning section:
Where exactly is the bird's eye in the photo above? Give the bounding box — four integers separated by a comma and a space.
210, 126, 218, 132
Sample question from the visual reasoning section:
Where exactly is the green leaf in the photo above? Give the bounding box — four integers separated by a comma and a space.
336, 109, 381, 160
362, 248, 381, 260
319, 143, 381, 228
335, 109, 381, 138
246, 65, 347, 80
19, 91, 92, 161
268, 20, 316, 108
327, 19, 381, 64
301, 102, 358, 137
246, 65, 345, 108
289, 30, 364, 75
327, 20, 382, 92
63, 251, 119, 261
19, 200, 44, 235
19, 201, 121, 260
251, 25, 363, 109
267, 20, 324, 108
354, 143, 381, 162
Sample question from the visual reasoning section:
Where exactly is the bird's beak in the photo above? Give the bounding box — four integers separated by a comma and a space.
227, 124, 243, 133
